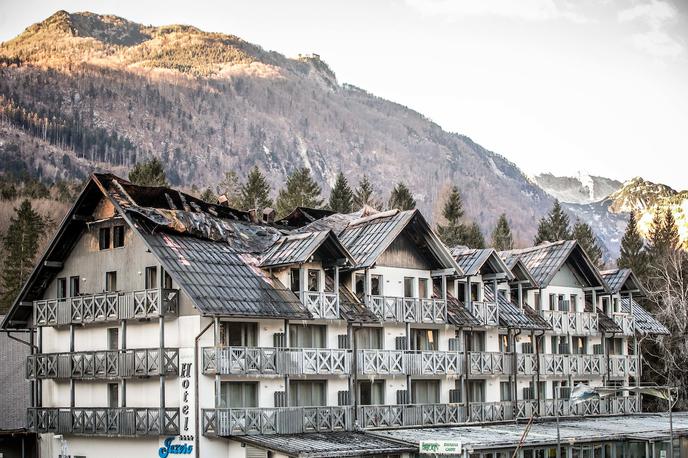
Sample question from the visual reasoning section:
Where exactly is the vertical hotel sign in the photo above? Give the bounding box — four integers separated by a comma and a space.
158, 347, 194, 457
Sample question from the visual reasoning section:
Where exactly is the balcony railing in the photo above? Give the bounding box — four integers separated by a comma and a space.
469, 401, 516, 422
612, 313, 635, 336
535, 396, 640, 418
365, 295, 447, 323
301, 291, 339, 320
26, 348, 179, 380
608, 355, 638, 378
470, 301, 499, 326
516, 353, 538, 376
202, 406, 351, 436
356, 350, 462, 376
540, 310, 598, 335
539, 354, 605, 376
202, 347, 350, 376
27, 407, 179, 436
357, 403, 465, 429
34, 288, 179, 327
468, 351, 512, 375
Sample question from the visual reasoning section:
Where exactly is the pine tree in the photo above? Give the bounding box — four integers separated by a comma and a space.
388, 182, 416, 211
1, 200, 49, 312
463, 222, 486, 249
437, 186, 465, 247
128, 158, 168, 186
217, 171, 242, 208
199, 187, 217, 204
618, 210, 649, 279
534, 200, 571, 244
328, 172, 354, 213
491, 213, 514, 251
572, 219, 604, 267
240, 166, 273, 212
353, 175, 382, 210
647, 208, 680, 262
275, 168, 323, 216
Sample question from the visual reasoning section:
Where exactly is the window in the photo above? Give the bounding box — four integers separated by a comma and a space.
113, 225, 125, 248
99, 227, 111, 250
411, 380, 440, 404
224, 322, 258, 347
69, 276, 80, 297
411, 328, 438, 351
553, 380, 569, 399
534, 291, 541, 311
107, 328, 119, 350
355, 274, 382, 296
289, 324, 326, 348
466, 380, 485, 403
358, 380, 384, 405
355, 327, 382, 349
290, 269, 301, 292
162, 269, 173, 289
465, 331, 485, 352
572, 336, 587, 355
613, 297, 620, 313
500, 381, 512, 401
551, 336, 569, 354
145, 266, 158, 289
418, 278, 429, 299
470, 283, 480, 302
105, 271, 117, 292
403, 277, 415, 297
606, 337, 623, 356
220, 382, 258, 408
558, 295, 569, 312
57, 277, 67, 299
499, 334, 511, 353
602, 297, 610, 315
457, 282, 466, 302
108, 383, 119, 408
290, 380, 326, 406
307, 269, 320, 292
549, 294, 556, 309
570, 294, 578, 311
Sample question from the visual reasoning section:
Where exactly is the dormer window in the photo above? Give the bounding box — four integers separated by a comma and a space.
57, 277, 67, 299
307, 269, 320, 292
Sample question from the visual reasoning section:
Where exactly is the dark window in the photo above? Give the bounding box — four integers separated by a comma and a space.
113, 225, 125, 248
467, 380, 485, 403
224, 322, 258, 347
411, 328, 438, 351
145, 266, 157, 289
162, 270, 173, 289
465, 331, 485, 352
470, 283, 479, 301
220, 381, 258, 408
355, 327, 382, 349
290, 380, 326, 406
108, 383, 119, 408
418, 278, 429, 299
572, 336, 587, 355
534, 291, 541, 311
289, 324, 326, 348
107, 328, 119, 351
403, 277, 414, 297
355, 273, 382, 296
500, 381, 512, 401
69, 276, 80, 296
499, 334, 512, 353
57, 277, 67, 299
358, 380, 384, 405
457, 283, 466, 302
105, 271, 117, 292
308, 269, 320, 292
99, 227, 111, 250
411, 379, 440, 404
290, 269, 301, 293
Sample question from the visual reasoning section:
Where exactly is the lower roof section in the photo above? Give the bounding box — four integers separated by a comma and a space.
235, 431, 416, 457
369, 412, 688, 452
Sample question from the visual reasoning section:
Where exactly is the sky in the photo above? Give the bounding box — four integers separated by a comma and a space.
1, 0, 687, 189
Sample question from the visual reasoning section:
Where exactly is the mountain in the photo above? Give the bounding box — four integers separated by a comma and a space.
563, 177, 688, 261
0, 11, 553, 242
532, 172, 623, 205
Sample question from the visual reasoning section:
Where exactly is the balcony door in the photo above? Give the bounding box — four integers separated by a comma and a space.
411, 379, 439, 404
289, 324, 326, 348
403, 277, 415, 298
355, 327, 382, 349
223, 322, 257, 347
465, 331, 485, 352
358, 380, 384, 405
220, 381, 258, 408
145, 266, 157, 289
290, 380, 326, 406
411, 328, 438, 351
466, 380, 485, 403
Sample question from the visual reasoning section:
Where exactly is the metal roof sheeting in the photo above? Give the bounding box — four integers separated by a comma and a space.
145, 233, 311, 320
260, 231, 329, 267
483, 286, 550, 330
621, 298, 669, 335
434, 286, 481, 327
451, 247, 513, 279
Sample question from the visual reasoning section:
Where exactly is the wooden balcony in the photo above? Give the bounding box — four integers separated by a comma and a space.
612, 313, 635, 336
356, 350, 462, 376
468, 401, 517, 422
516, 353, 538, 376
540, 310, 599, 335
608, 355, 638, 378
34, 288, 179, 327
365, 295, 447, 323
202, 347, 350, 376
202, 406, 351, 436
27, 407, 179, 436
357, 403, 465, 429
470, 301, 499, 326
539, 353, 605, 376
26, 348, 179, 380
468, 351, 512, 375
535, 396, 640, 417
300, 291, 339, 320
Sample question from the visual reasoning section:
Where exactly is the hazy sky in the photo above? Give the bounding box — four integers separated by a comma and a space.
1, 0, 687, 189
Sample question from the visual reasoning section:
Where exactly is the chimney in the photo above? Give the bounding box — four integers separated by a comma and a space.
248, 209, 258, 223
262, 208, 276, 224
217, 194, 229, 206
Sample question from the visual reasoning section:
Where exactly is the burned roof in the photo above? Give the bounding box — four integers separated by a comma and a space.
451, 247, 513, 279
502, 241, 608, 291
601, 268, 647, 297
275, 207, 337, 229
325, 275, 379, 323
144, 233, 311, 320
484, 286, 550, 330
260, 230, 355, 268
237, 431, 416, 458
621, 298, 669, 335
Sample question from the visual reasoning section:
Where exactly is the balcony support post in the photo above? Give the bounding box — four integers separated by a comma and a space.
591, 289, 597, 313
299, 267, 306, 302
70, 324, 75, 408
466, 276, 472, 311
441, 275, 447, 302
121, 320, 127, 407
406, 321, 412, 404
159, 315, 165, 413
37, 327, 42, 407
364, 268, 372, 297
214, 317, 221, 408
284, 319, 290, 407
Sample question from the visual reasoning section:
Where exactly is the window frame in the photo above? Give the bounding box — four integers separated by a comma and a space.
99, 227, 111, 250
112, 225, 125, 248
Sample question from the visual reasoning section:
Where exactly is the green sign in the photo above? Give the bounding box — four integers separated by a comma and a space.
419, 440, 462, 455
